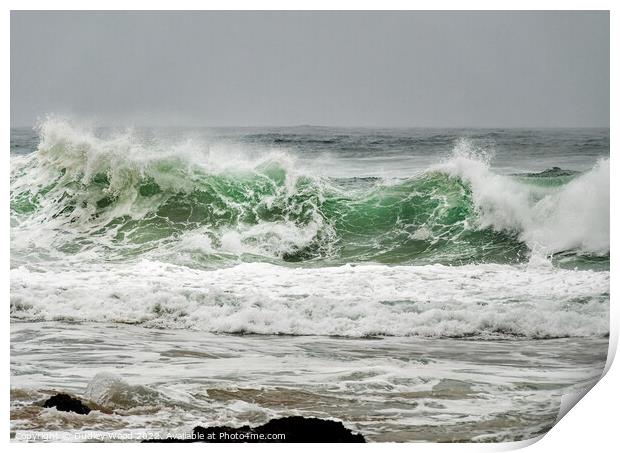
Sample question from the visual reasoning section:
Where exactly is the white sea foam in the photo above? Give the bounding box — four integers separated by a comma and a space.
10, 260, 608, 338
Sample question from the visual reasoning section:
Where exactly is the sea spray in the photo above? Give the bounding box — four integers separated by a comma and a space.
437, 139, 610, 257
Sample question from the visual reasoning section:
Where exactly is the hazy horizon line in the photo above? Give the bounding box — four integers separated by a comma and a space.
9, 123, 611, 130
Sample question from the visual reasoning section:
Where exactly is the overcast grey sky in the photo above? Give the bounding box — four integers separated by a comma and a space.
11, 11, 609, 128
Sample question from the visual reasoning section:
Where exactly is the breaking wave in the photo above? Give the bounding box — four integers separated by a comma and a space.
10, 118, 609, 267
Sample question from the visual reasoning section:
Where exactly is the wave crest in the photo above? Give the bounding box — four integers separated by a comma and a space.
437, 139, 609, 256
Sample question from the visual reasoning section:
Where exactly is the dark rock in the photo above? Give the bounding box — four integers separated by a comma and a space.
145, 416, 365, 443
521, 167, 579, 178
42, 393, 91, 415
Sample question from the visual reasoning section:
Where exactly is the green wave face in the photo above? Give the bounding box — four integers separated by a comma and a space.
11, 150, 592, 265
318, 173, 530, 265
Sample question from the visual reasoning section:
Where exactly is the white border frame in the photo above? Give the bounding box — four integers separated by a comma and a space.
3, 2, 615, 452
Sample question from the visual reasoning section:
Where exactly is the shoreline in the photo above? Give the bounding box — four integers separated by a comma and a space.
10, 321, 608, 443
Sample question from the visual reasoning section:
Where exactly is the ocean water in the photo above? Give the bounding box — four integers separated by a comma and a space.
10, 119, 610, 442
